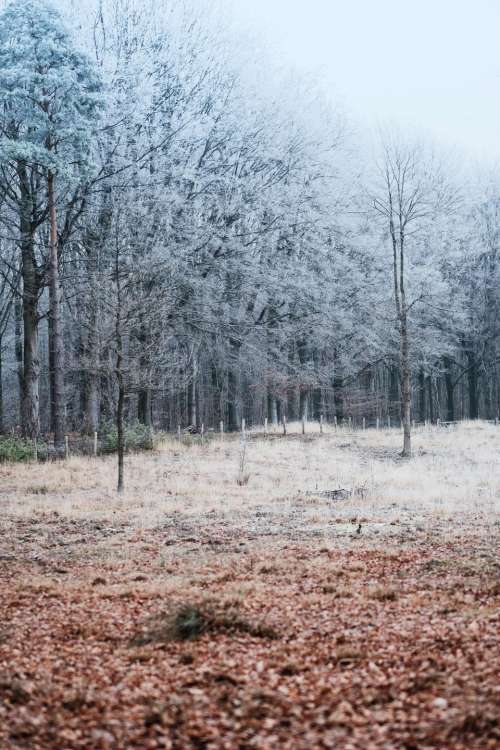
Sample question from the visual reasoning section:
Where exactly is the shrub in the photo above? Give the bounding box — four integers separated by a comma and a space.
134, 600, 280, 644
0, 436, 40, 463
181, 433, 214, 448
100, 422, 155, 454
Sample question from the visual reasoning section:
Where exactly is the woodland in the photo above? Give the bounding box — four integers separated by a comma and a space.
0, 0, 499, 465
0, 3, 499, 748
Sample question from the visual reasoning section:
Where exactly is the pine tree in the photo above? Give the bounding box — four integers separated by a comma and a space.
0, 0, 103, 450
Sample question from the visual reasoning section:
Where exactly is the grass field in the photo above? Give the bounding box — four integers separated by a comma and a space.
0, 422, 499, 749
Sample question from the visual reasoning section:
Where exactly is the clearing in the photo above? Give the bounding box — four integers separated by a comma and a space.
0, 421, 499, 749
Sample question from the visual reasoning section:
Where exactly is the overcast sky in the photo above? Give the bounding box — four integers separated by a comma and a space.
231, 0, 500, 161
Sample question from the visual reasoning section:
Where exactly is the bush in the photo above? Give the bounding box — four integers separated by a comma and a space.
0, 436, 38, 463
100, 422, 155, 454
181, 433, 215, 448
133, 600, 280, 644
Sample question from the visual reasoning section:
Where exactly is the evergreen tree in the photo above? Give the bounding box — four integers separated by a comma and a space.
0, 0, 103, 449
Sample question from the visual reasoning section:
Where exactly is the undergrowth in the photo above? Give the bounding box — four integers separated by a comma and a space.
133, 600, 280, 644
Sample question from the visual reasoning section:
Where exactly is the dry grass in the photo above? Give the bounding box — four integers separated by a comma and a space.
0, 420, 499, 533
1, 422, 498, 750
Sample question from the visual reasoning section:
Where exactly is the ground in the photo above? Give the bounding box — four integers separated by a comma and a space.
0, 421, 499, 749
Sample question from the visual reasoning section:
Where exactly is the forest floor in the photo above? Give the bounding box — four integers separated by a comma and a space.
0, 421, 499, 749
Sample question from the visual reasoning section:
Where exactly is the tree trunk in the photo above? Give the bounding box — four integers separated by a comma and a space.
227, 339, 241, 431
299, 389, 308, 421
389, 362, 400, 419
427, 376, 435, 424
117, 366, 124, 494
418, 368, 426, 423
333, 375, 344, 422
84, 374, 100, 434
312, 387, 322, 421
19, 163, 40, 439
48, 313, 55, 433
138, 388, 152, 426
467, 350, 479, 419
14, 297, 23, 425
187, 369, 197, 427
83, 248, 101, 434
115, 250, 125, 494
270, 396, 278, 425
0, 337, 3, 433
400, 315, 411, 456
47, 171, 65, 454
443, 356, 455, 423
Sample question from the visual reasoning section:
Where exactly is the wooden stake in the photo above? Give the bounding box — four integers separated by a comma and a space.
93, 431, 98, 457
201, 423, 205, 438
283, 415, 287, 435
362, 417, 366, 430
65, 435, 69, 459
220, 420, 224, 439
264, 417, 268, 435
177, 424, 181, 442
241, 418, 246, 437
376, 417, 380, 430
334, 416, 338, 430
302, 416, 305, 435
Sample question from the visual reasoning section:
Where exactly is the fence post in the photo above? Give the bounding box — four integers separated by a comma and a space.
264, 417, 268, 435
320, 414, 324, 435
283, 415, 287, 435
201, 423, 205, 438
93, 431, 98, 457
65, 435, 69, 459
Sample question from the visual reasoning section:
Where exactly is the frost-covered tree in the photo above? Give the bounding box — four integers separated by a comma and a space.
0, 0, 103, 449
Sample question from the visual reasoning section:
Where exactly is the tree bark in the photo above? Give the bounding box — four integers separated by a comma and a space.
400, 313, 411, 456
333, 374, 344, 423
117, 362, 125, 494
467, 350, 479, 419
427, 376, 435, 424
0, 337, 3, 433
115, 250, 125, 494
47, 170, 65, 454
418, 368, 426, 423
14, 297, 23, 425
18, 163, 40, 439
227, 339, 241, 431
443, 356, 455, 423
138, 388, 152, 426
83, 247, 101, 434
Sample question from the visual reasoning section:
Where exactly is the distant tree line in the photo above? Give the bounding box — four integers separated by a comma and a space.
0, 0, 499, 461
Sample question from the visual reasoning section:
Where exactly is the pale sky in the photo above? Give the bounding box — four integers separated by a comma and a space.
231, 0, 500, 161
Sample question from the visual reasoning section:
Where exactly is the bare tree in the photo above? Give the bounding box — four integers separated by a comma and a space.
371, 133, 456, 456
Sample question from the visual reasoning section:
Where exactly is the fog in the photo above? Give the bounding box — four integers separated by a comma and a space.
232, 0, 500, 160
